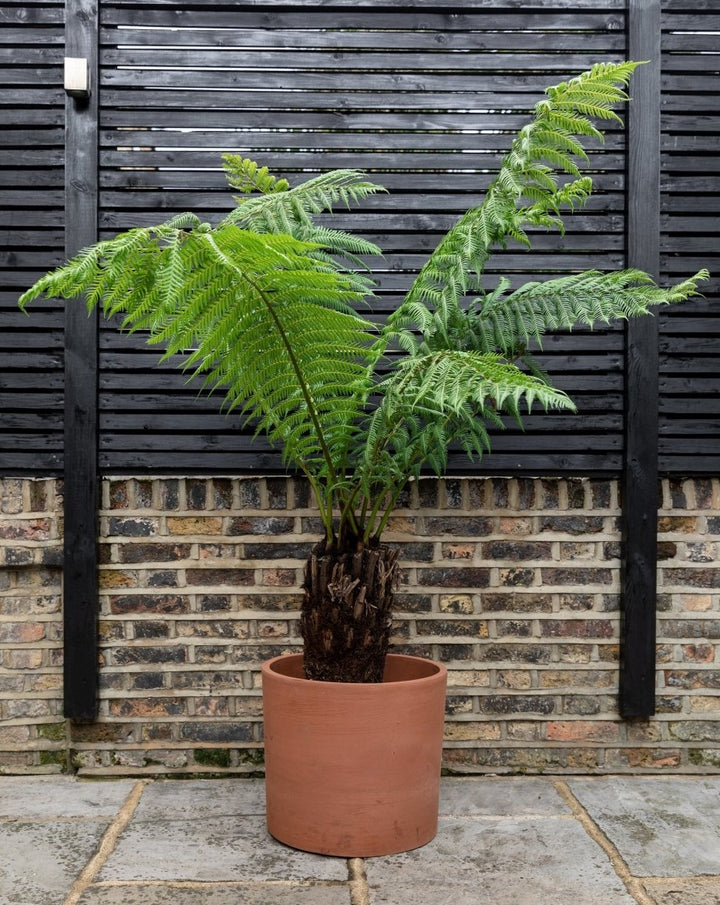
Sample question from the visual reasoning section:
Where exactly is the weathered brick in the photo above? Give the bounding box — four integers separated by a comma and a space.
498, 568, 536, 587
228, 517, 295, 536
444, 722, 501, 741
425, 517, 493, 537
664, 670, 720, 689
416, 619, 488, 638
418, 567, 490, 588
3, 650, 43, 669
134, 622, 171, 639
113, 647, 186, 665
132, 673, 165, 690
109, 698, 185, 717
542, 619, 615, 639
245, 542, 308, 560
212, 478, 235, 510
135, 480, 154, 509
28, 480, 49, 513
664, 569, 720, 589
180, 722, 254, 742
119, 543, 192, 563
194, 697, 230, 717
198, 594, 231, 612
515, 478, 536, 510
663, 619, 720, 638
5, 547, 33, 566
444, 479, 463, 508
497, 517, 534, 536
176, 620, 250, 639
160, 479, 180, 511
186, 568, 255, 587
669, 721, 720, 742
479, 696, 555, 715
396, 542, 434, 562
681, 643, 715, 662
541, 567, 613, 585
261, 568, 297, 587
539, 516, 605, 535
484, 541, 552, 560
147, 570, 178, 587
0, 621, 45, 643
166, 516, 223, 535
110, 595, 189, 615
446, 669, 490, 688
186, 479, 208, 510
108, 517, 159, 537
0, 518, 51, 541
481, 593, 553, 613
589, 480, 613, 510
237, 479, 262, 508
99, 570, 139, 589
540, 669, 612, 688
497, 670, 532, 690
478, 643, 552, 664
547, 720, 620, 742
439, 594, 474, 614
558, 593, 595, 611
417, 478, 439, 508
658, 516, 697, 534
496, 620, 533, 638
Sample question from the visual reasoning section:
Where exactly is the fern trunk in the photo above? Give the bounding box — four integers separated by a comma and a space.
301, 538, 399, 682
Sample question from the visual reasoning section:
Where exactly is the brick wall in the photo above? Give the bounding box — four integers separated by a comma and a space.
1, 475, 719, 775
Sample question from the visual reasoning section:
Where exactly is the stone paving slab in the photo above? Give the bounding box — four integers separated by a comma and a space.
131, 777, 266, 820
0, 776, 136, 819
567, 777, 720, 877
0, 820, 110, 905
365, 815, 637, 905
78, 882, 349, 904
643, 878, 720, 905
97, 814, 347, 883
439, 776, 571, 817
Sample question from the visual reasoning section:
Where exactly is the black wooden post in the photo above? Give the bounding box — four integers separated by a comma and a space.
621, 0, 661, 717
63, 0, 99, 718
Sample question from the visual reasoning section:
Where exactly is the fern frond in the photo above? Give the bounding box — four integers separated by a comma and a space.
222, 166, 386, 237
222, 154, 290, 195
384, 61, 643, 349
469, 268, 709, 355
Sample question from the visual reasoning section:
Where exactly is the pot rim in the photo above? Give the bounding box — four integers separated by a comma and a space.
262, 651, 447, 688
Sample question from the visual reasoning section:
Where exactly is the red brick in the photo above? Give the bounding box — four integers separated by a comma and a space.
547, 720, 620, 742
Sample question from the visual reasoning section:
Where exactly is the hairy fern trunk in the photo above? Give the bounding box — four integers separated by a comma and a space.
301, 539, 399, 682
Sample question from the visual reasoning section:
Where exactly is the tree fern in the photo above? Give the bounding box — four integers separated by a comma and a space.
19, 61, 709, 554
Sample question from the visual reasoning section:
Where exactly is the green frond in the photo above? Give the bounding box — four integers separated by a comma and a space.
383, 61, 644, 349
222, 165, 386, 238
222, 154, 290, 195
468, 268, 709, 356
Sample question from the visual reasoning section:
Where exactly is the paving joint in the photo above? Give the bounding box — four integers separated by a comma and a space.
553, 780, 657, 905
348, 857, 370, 905
61, 779, 150, 905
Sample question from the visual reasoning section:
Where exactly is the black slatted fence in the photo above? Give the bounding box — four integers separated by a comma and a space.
0, 0, 65, 472
1, 0, 718, 477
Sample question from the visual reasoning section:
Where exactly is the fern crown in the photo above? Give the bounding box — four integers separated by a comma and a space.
19, 61, 709, 549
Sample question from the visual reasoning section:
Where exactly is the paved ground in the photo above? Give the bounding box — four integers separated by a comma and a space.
1, 775, 720, 904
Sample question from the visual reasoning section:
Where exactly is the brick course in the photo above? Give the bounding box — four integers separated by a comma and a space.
1, 475, 719, 775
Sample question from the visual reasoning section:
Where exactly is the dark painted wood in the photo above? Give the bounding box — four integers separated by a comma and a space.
2, 1, 718, 476
63, 0, 99, 720
621, 0, 661, 719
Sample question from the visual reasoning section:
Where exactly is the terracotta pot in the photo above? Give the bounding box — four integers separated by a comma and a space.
261, 652, 447, 857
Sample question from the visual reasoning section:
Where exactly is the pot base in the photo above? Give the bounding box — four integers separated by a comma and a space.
262, 653, 448, 857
